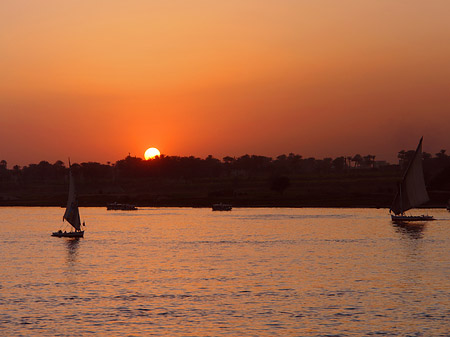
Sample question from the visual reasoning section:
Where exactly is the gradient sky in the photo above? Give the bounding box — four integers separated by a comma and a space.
1, 0, 449, 166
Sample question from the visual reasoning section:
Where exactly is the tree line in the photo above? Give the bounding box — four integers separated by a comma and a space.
0, 149, 448, 185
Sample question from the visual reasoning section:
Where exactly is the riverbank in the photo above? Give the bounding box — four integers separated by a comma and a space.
0, 190, 447, 208
1, 170, 448, 208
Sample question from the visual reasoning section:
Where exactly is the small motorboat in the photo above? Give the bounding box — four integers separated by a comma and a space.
107, 202, 138, 210
212, 203, 232, 211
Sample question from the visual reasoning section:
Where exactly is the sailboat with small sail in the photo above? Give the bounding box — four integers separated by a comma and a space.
52, 163, 85, 237
390, 137, 434, 221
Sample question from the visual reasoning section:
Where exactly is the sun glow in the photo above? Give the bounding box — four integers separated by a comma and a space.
144, 147, 161, 160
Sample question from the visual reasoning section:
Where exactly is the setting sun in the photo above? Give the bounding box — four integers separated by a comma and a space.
144, 147, 161, 160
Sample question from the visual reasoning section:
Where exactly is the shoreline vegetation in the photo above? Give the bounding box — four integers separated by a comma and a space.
0, 151, 449, 208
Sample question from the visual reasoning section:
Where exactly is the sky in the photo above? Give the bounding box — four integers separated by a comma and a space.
1, 0, 449, 167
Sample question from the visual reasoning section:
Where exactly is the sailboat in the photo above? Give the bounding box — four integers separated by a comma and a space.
52, 164, 85, 237
390, 137, 434, 221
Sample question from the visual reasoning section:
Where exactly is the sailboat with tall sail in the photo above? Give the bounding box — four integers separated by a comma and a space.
390, 137, 434, 221
52, 164, 85, 237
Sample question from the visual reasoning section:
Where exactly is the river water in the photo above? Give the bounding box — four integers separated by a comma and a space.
0, 207, 448, 336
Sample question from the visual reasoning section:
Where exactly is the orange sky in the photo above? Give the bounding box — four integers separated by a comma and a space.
1, 1, 449, 166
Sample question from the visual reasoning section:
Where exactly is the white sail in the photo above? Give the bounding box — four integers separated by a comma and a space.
63, 168, 81, 230
390, 137, 429, 215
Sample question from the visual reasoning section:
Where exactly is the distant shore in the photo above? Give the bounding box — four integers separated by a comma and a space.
0, 154, 448, 210
0, 199, 446, 209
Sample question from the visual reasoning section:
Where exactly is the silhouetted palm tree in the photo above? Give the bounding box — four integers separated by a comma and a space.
352, 154, 362, 168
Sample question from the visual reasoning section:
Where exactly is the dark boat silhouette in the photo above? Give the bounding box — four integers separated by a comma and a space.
390, 137, 434, 222
52, 163, 85, 238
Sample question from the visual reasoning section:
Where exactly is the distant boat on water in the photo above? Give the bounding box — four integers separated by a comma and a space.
107, 202, 138, 211
212, 203, 232, 211
52, 164, 85, 237
390, 137, 434, 221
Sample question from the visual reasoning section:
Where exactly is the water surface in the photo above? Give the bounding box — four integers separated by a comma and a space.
0, 207, 449, 336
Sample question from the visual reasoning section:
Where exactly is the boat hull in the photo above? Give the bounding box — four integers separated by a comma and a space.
107, 203, 138, 210
391, 215, 434, 222
212, 204, 232, 211
51, 231, 84, 238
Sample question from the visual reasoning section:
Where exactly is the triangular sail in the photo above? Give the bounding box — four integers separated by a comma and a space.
63, 168, 81, 230
390, 137, 429, 215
